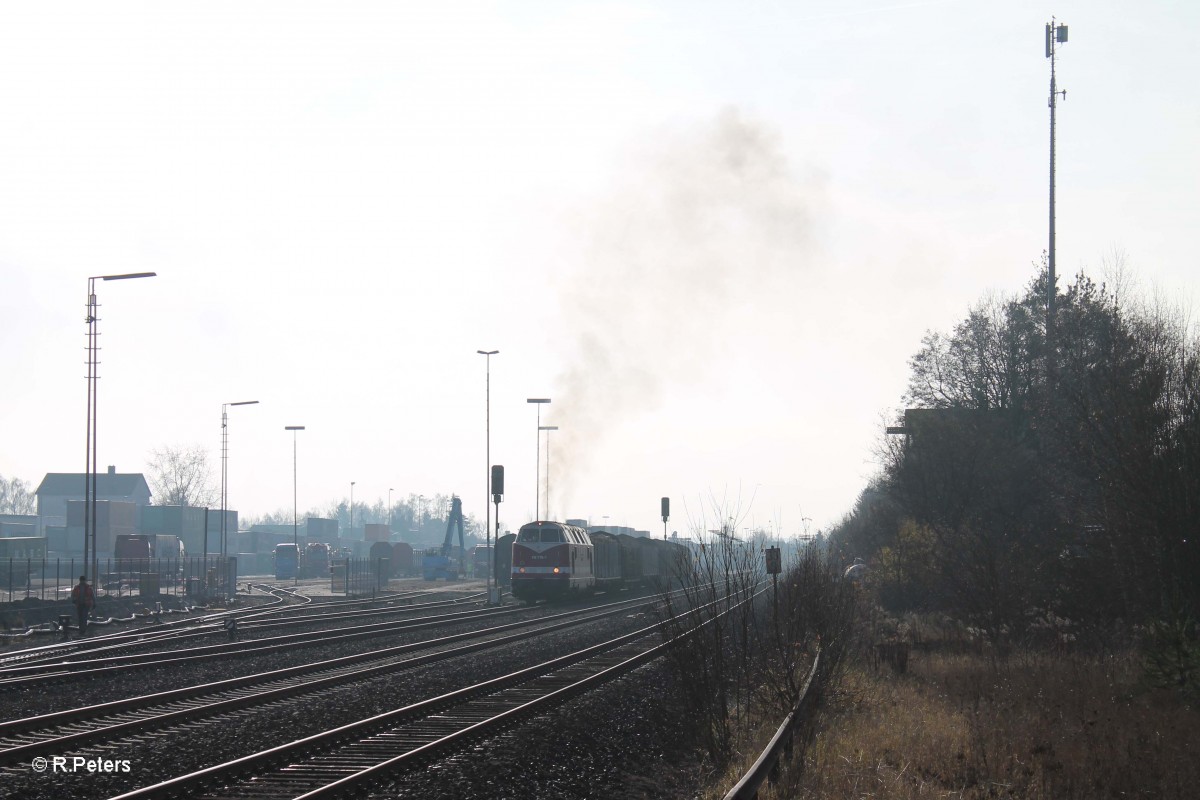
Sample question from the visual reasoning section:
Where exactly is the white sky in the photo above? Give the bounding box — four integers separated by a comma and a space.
2, 1, 1197, 538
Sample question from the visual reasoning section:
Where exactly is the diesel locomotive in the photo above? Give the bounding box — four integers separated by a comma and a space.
510, 520, 689, 601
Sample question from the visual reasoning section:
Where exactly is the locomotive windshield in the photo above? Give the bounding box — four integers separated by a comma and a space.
517, 525, 565, 543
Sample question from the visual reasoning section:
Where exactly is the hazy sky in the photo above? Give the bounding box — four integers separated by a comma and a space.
2, 1, 1197, 538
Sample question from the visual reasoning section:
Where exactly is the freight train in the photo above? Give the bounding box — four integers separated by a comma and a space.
494, 533, 515, 588
510, 521, 690, 601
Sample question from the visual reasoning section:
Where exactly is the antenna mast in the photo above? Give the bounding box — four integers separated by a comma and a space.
1046, 18, 1068, 356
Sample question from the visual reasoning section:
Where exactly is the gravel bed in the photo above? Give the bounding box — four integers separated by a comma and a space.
370, 660, 707, 799
0, 599, 215, 653
1, 605, 564, 720
1, 609, 674, 799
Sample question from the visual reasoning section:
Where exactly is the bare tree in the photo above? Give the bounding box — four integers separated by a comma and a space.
146, 445, 218, 507
0, 475, 36, 514
656, 498, 762, 767
656, 498, 858, 776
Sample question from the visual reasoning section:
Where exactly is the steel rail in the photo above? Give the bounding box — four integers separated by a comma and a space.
110, 621, 669, 799
110, 588, 736, 800
0, 594, 663, 765
0, 584, 301, 670
0, 585, 668, 685
722, 650, 821, 800
0, 604, 522, 686
0, 589, 478, 677
232, 596, 480, 630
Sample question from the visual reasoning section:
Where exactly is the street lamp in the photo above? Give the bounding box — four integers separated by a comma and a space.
526, 398, 550, 520
349, 481, 356, 539
539, 425, 559, 520
221, 400, 259, 566
83, 271, 156, 585
284, 426, 305, 586
388, 488, 394, 535
477, 350, 498, 575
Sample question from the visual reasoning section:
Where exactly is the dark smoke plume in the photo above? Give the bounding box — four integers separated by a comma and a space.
549, 108, 821, 514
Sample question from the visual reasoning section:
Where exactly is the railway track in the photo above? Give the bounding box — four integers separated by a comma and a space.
233, 592, 482, 631
109, 596, 707, 800
0, 584, 304, 671
0, 583, 465, 673
0, 594, 665, 766
0, 590, 492, 685
0, 604, 517, 687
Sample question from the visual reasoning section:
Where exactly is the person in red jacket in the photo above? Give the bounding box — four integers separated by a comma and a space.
71, 575, 95, 637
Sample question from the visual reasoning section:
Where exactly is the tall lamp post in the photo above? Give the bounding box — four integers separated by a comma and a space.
221, 400, 259, 566
538, 425, 559, 520
388, 487, 394, 536
526, 398, 550, 519
477, 350, 498, 572
349, 481, 356, 539
84, 271, 156, 585
285, 426, 305, 586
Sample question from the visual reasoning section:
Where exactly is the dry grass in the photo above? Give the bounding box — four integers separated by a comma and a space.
759, 646, 1199, 799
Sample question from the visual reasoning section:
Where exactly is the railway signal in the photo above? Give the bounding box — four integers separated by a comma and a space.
490, 465, 504, 605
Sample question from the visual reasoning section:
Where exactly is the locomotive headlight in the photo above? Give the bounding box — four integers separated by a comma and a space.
519, 567, 525, 573
553, 567, 560, 573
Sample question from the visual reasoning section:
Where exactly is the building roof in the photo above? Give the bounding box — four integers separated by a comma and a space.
36, 472, 151, 498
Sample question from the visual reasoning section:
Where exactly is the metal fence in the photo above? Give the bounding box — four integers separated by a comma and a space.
723, 651, 822, 800
0, 556, 237, 604
330, 558, 385, 597
3, 555, 393, 605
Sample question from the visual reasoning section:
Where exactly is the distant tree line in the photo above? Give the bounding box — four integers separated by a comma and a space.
140, 446, 485, 544
830, 264, 1200, 652
244, 492, 485, 544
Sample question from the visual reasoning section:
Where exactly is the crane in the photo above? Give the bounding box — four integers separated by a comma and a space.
423, 496, 466, 580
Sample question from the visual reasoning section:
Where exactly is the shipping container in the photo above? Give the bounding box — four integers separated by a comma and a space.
306, 517, 338, 541
0, 536, 48, 560
391, 542, 414, 576
67, 499, 138, 555
364, 523, 390, 542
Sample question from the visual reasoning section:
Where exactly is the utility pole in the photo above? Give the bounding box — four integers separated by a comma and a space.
1046, 19, 1068, 363
477, 350, 498, 558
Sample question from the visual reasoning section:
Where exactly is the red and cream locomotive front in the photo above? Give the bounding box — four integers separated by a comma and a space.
511, 521, 594, 600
